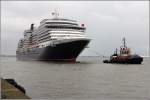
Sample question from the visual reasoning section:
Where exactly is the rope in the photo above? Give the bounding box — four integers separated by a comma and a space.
86, 48, 107, 58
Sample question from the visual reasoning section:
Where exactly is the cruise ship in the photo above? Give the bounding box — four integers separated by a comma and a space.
16, 12, 90, 61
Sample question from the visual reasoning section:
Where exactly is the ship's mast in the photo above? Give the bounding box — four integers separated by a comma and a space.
52, 10, 59, 18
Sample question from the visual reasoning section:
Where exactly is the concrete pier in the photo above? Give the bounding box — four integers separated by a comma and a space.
1, 78, 30, 99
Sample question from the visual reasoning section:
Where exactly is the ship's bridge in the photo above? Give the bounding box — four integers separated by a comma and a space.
38, 18, 85, 32
40, 18, 77, 24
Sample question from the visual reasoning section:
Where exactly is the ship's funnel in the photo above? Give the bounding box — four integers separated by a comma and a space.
30, 24, 34, 31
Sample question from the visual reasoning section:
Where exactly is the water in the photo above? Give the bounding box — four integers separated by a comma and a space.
1, 56, 150, 100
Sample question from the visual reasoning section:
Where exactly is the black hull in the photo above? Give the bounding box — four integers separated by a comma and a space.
16, 39, 90, 61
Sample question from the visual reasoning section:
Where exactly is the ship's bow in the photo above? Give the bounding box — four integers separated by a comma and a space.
39, 38, 90, 62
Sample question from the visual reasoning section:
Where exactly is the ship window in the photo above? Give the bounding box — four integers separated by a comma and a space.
45, 22, 78, 26
45, 26, 85, 30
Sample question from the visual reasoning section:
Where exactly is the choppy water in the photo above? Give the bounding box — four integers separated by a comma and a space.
1, 56, 150, 100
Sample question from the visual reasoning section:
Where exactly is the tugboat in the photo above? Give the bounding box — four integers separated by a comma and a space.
103, 38, 143, 64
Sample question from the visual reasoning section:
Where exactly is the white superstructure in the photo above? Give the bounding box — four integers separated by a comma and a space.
17, 12, 87, 50
36, 18, 86, 41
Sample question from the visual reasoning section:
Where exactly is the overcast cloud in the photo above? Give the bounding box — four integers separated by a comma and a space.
1, 1, 149, 56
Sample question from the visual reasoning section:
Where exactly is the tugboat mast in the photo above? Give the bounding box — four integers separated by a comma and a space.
122, 37, 126, 47
115, 48, 118, 54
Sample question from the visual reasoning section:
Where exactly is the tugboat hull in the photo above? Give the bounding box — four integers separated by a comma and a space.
127, 56, 143, 64
103, 55, 143, 64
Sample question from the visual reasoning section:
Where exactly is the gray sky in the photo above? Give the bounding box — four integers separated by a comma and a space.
1, 1, 149, 56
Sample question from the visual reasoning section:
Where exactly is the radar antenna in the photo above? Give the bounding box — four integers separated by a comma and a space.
51, 10, 59, 18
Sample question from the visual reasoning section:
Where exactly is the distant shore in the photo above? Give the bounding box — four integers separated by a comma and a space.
0, 55, 16, 57
0, 55, 149, 58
